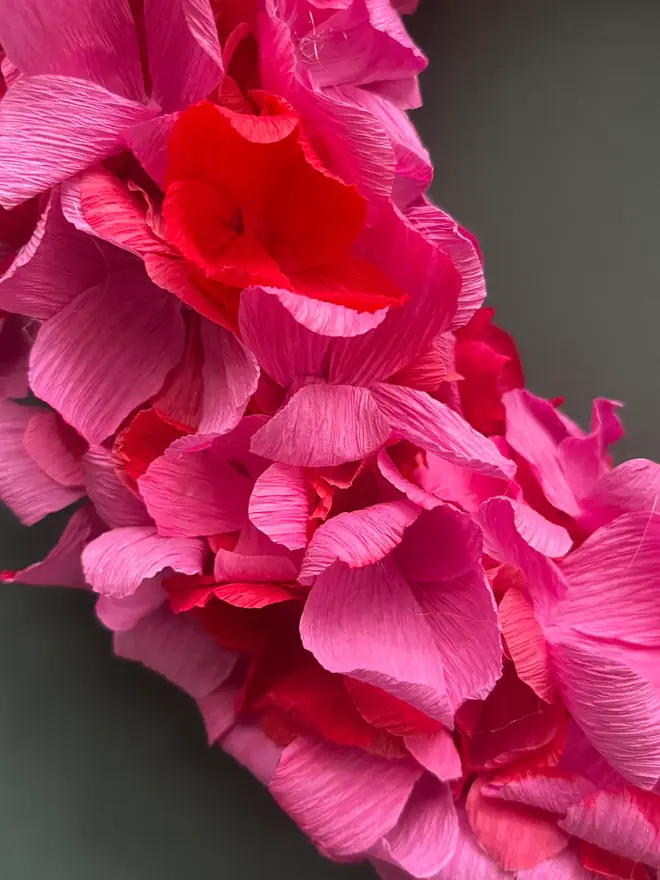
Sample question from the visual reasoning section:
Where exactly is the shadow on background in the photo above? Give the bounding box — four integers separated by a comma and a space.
1, 1, 659, 878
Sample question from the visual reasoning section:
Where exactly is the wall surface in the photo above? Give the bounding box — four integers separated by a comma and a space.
1, 2, 659, 878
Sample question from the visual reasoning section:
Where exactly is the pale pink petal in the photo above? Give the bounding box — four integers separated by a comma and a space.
270, 737, 421, 858
378, 778, 458, 878
238, 285, 329, 389
222, 722, 283, 785
406, 199, 486, 329
466, 777, 568, 871
143, 0, 223, 112
265, 285, 389, 337
82, 525, 205, 598
300, 560, 453, 725
558, 512, 660, 647
96, 574, 167, 632
0, 75, 155, 208
114, 604, 235, 698
329, 208, 461, 386
248, 463, 312, 551
0, 398, 82, 525
250, 384, 391, 467
213, 547, 297, 583
196, 686, 236, 745
197, 319, 259, 435
517, 848, 599, 879
299, 501, 420, 584
372, 384, 516, 480
548, 634, 660, 791
0, 193, 105, 319
122, 113, 177, 188
499, 587, 555, 702
138, 433, 254, 537
83, 446, 153, 528
582, 458, 660, 532
404, 731, 462, 782
503, 389, 580, 517
23, 410, 84, 488
508, 499, 572, 558
394, 505, 483, 583
7, 505, 97, 587
560, 787, 660, 868
0, 0, 145, 100
411, 569, 502, 709
29, 265, 185, 444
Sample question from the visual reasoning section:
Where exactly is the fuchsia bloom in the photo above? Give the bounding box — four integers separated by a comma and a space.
1, 2, 659, 878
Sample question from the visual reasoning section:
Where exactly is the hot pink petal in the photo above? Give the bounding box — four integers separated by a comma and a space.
499, 587, 555, 702
558, 512, 660, 647
138, 432, 254, 537
270, 737, 421, 858
329, 208, 461, 386
372, 384, 516, 480
222, 722, 284, 786
238, 285, 329, 389
418, 452, 516, 514
582, 458, 660, 532
264, 285, 389, 337
30, 265, 185, 445
485, 771, 595, 815
299, 500, 420, 584
213, 547, 297, 583
23, 410, 84, 488
250, 384, 391, 468
560, 787, 660, 868
96, 574, 167, 632
82, 525, 205, 598
0, 193, 104, 319
6, 505, 97, 587
300, 560, 453, 725
0, 398, 82, 525
143, 0, 223, 112
377, 447, 443, 510
507, 499, 572, 558
394, 505, 483, 583
466, 777, 568, 871
196, 686, 236, 745
406, 199, 486, 329
404, 730, 462, 782
114, 604, 235, 698
249, 462, 312, 551
378, 778, 458, 878
0, 0, 145, 100
83, 446, 152, 529
122, 113, 177, 188
197, 319, 259, 434
0, 75, 155, 208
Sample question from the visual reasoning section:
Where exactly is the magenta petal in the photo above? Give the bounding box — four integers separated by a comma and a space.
83, 446, 153, 529
239, 286, 330, 389
251, 384, 391, 467
394, 505, 482, 583
379, 778, 458, 878
29, 265, 185, 444
23, 410, 84, 488
299, 500, 420, 584
198, 319, 259, 435
82, 525, 206, 598
196, 686, 237, 745
138, 433, 254, 537
143, 0, 223, 112
0, 75, 155, 208
404, 731, 462, 782
96, 574, 167, 633
213, 548, 297, 584
0, 193, 104, 319
0, 398, 82, 525
0, 0, 145, 100
372, 384, 516, 480
122, 114, 177, 189
248, 463, 312, 551
222, 722, 284, 785
265, 285, 389, 338
114, 604, 235, 699
300, 560, 453, 725
582, 458, 660, 531
8, 505, 97, 587
329, 208, 461, 385
516, 848, 598, 879
270, 737, 421, 858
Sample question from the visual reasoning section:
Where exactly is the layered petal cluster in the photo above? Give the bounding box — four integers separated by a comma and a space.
1, 3, 659, 879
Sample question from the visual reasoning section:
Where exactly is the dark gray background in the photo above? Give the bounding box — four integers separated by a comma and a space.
1, 1, 658, 878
